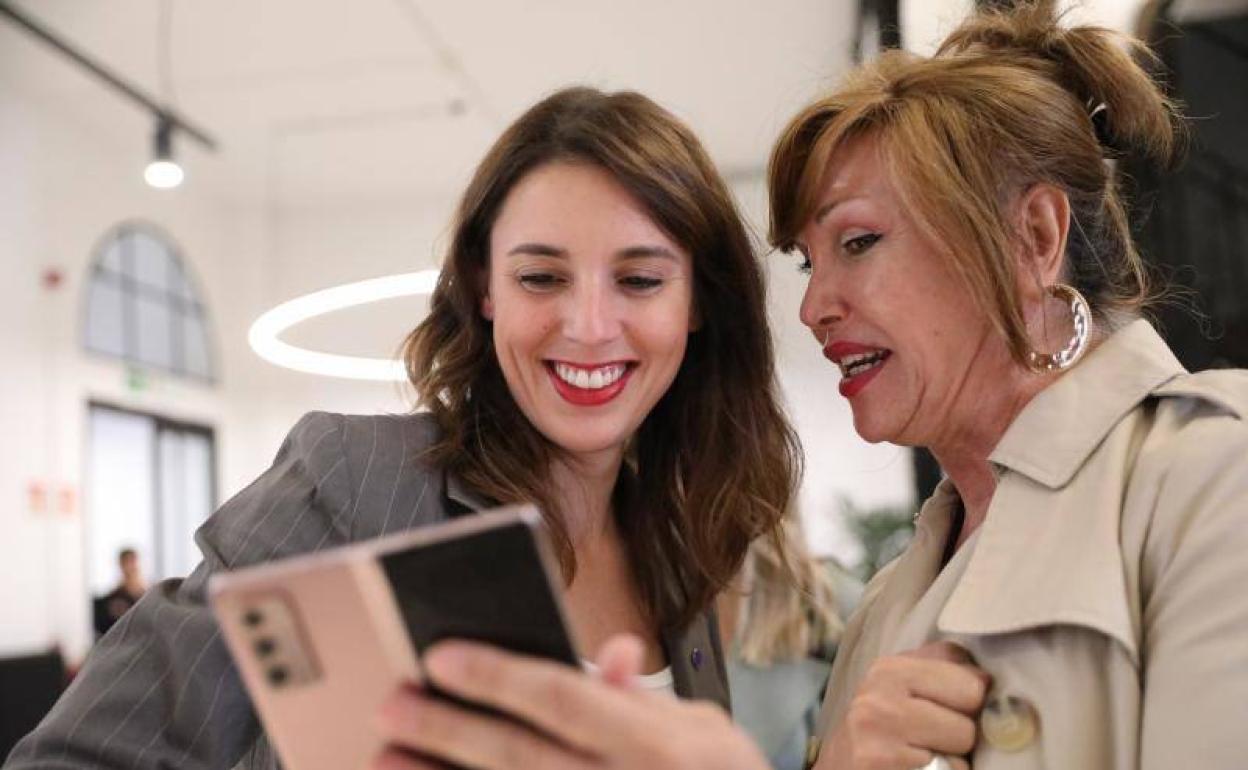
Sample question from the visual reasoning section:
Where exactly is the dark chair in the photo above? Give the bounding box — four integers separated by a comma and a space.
0, 649, 67, 762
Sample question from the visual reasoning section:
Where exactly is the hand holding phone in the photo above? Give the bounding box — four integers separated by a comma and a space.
210, 505, 579, 770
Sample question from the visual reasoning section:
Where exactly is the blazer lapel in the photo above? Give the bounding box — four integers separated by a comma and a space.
664, 610, 732, 711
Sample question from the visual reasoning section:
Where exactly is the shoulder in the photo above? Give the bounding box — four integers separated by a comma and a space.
257, 412, 451, 540
1152, 368, 1248, 421
1134, 368, 1248, 483
1124, 370, 1248, 572
282, 411, 442, 465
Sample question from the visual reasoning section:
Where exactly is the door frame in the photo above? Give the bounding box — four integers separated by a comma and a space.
84, 400, 218, 584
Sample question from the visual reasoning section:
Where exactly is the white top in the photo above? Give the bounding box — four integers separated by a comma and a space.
582, 660, 676, 697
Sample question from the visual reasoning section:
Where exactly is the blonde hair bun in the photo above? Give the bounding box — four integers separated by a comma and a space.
938, 0, 1181, 166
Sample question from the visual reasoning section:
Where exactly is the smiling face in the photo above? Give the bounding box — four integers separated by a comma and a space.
483, 161, 696, 464
795, 133, 1021, 449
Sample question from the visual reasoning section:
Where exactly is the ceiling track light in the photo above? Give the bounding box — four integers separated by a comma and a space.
0, 1, 217, 187
145, 116, 185, 189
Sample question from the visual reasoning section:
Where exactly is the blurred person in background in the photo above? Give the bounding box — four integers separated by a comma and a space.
91, 547, 146, 640
720, 518, 862, 770
372, 2, 1248, 769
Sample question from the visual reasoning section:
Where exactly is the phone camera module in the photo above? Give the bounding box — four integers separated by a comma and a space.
233, 592, 320, 688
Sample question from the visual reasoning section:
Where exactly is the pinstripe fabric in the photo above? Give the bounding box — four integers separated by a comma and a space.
5, 412, 729, 769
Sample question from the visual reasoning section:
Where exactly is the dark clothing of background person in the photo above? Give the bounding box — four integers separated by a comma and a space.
92, 586, 143, 640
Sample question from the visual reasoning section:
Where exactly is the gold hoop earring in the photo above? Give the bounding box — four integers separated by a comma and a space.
1026, 284, 1091, 372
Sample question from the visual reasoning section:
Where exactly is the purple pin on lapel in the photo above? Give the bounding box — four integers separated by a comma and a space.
690, 647, 704, 670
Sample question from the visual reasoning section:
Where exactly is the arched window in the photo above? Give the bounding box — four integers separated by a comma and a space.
82, 222, 216, 382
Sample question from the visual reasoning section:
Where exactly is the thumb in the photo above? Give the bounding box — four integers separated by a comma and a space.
594, 634, 646, 689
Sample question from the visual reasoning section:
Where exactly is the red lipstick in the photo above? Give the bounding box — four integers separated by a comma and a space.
545, 363, 633, 407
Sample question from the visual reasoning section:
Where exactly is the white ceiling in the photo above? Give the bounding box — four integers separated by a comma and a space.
3, 0, 855, 210
4, 0, 1173, 212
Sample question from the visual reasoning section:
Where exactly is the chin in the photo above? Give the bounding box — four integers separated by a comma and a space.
542, 423, 629, 459
850, 410, 898, 446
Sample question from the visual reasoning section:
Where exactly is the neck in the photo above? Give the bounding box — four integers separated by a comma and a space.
548, 447, 625, 548
931, 364, 1055, 539
935, 319, 1106, 541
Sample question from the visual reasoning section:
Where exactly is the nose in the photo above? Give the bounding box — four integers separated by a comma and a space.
798, 261, 845, 343
563, 278, 622, 345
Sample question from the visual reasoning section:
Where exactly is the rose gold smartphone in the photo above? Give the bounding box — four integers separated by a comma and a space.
209, 504, 579, 770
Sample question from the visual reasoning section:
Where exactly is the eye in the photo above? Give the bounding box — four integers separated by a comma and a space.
516, 272, 565, 292
842, 232, 881, 256
618, 274, 664, 292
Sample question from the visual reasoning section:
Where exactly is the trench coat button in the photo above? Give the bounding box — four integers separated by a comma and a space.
980, 694, 1039, 752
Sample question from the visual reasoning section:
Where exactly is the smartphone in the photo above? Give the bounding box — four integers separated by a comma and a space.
209, 504, 580, 770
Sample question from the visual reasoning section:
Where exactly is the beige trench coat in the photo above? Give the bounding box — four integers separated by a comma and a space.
816, 320, 1248, 769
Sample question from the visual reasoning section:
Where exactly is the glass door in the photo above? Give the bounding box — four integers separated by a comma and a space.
86, 404, 216, 594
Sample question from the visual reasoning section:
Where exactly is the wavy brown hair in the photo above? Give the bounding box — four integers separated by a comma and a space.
769, 0, 1184, 364
403, 86, 801, 631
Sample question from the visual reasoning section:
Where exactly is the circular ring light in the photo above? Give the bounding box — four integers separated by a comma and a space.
248, 270, 440, 381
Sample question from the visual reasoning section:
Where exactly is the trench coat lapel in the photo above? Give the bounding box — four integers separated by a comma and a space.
874, 482, 961, 653
938, 321, 1187, 664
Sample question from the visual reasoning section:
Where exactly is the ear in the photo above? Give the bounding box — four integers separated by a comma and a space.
1013, 183, 1071, 305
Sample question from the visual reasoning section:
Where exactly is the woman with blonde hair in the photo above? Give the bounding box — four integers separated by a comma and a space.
377, 2, 1248, 769
721, 517, 860, 770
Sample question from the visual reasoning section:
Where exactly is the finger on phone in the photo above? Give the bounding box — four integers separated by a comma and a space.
373, 747, 452, 770
377, 687, 586, 770
422, 641, 641, 756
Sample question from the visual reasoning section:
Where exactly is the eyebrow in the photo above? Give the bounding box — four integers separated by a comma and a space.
812, 193, 867, 225
507, 242, 566, 258
617, 245, 679, 261
506, 243, 680, 261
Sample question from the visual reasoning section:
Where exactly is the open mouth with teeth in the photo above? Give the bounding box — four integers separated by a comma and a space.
823, 343, 892, 398
545, 361, 634, 406
837, 350, 891, 378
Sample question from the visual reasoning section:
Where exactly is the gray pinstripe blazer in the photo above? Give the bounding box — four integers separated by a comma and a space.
5, 412, 730, 769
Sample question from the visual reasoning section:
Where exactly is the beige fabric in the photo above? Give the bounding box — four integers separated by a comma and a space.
817, 320, 1248, 769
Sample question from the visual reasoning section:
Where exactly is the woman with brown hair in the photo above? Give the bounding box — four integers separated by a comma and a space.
377, 2, 1248, 769
4, 86, 800, 769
